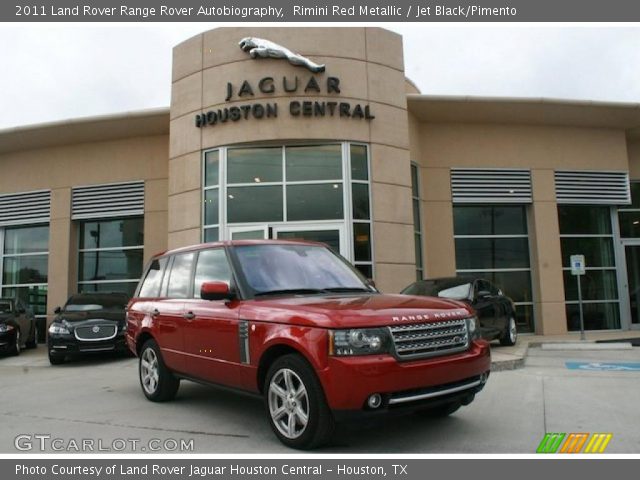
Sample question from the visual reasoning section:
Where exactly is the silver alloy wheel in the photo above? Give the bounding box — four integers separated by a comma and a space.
509, 317, 517, 344
268, 368, 309, 439
140, 347, 159, 395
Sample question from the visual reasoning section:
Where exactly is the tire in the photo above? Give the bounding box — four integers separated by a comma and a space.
25, 324, 38, 349
420, 401, 462, 418
500, 316, 517, 346
139, 339, 180, 402
10, 329, 21, 356
264, 354, 334, 450
48, 350, 65, 365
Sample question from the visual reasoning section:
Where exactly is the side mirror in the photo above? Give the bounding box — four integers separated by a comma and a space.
366, 278, 377, 289
476, 290, 491, 300
54, 306, 62, 314
201, 282, 234, 301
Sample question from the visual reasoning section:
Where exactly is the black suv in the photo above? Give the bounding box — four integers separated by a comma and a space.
47, 292, 129, 365
0, 297, 38, 356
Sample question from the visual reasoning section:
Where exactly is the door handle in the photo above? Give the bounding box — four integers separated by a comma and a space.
183, 311, 195, 320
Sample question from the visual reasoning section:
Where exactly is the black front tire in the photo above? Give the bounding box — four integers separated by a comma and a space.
499, 316, 517, 346
25, 324, 38, 349
264, 354, 335, 450
10, 329, 21, 356
139, 339, 180, 402
48, 350, 65, 365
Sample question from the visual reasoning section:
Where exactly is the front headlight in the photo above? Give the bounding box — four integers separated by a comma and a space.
0, 324, 15, 333
48, 323, 70, 335
329, 328, 392, 356
466, 316, 480, 340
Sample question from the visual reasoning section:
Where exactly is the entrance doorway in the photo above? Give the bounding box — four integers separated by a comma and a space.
622, 242, 640, 329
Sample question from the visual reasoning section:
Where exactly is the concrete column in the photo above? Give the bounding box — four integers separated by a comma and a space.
46, 188, 74, 324
530, 169, 568, 334
143, 178, 169, 262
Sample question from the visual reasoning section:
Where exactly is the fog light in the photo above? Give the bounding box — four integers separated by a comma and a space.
480, 372, 489, 385
367, 393, 382, 409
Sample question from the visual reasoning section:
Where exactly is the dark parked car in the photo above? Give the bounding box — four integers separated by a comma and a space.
402, 277, 517, 346
47, 292, 130, 365
0, 297, 38, 356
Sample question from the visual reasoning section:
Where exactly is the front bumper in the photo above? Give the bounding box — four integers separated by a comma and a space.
48, 331, 127, 355
318, 339, 491, 412
0, 330, 16, 351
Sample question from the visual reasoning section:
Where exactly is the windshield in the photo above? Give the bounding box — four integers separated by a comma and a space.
0, 301, 12, 313
64, 294, 128, 312
404, 279, 472, 300
234, 244, 370, 295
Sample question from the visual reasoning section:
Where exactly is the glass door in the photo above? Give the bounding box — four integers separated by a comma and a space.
273, 223, 348, 258
623, 243, 640, 328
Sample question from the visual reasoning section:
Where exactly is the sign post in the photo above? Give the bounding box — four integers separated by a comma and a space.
570, 254, 586, 341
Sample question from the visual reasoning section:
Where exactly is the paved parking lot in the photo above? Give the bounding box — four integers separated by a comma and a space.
1, 344, 639, 453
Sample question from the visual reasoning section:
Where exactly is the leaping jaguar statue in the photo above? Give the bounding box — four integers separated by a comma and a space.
239, 37, 326, 73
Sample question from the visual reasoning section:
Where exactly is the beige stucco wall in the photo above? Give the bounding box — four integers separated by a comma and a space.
627, 138, 640, 180
169, 27, 416, 293
0, 134, 169, 319
410, 121, 630, 334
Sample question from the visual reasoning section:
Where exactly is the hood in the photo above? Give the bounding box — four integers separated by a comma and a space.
240, 293, 473, 329
0, 313, 13, 323
55, 310, 124, 324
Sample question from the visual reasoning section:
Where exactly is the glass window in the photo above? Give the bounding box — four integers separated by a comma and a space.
204, 189, 219, 226
454, 205, 533, 333
204, 150, 219, 187
227, 186, 283, 223
287, 184, 343, 221
563, 270, 618, 302
350, 145, 368, 181
286, 145, 342, 181
194, 249, 232, 298
353, 223, 371, 262
80, 218, 144, 250
560, 237, 615, 268
411, 164, 423, 280
167, 252, 195, 299
566, 303, 620, 331
3, 226, 49, 254
352, 183, 370, 220
79, 282, 137, 297
79, 250, 143, 282
227, 147, 282, 184
2, 285, 48, 316
204, 227, 219, 243
453, 205, 528, 236
2, 255, 48, 284
138, 257, 167, 298
455, 238, 531, 270
618, 211, 640, 238
558, 206, 612, 235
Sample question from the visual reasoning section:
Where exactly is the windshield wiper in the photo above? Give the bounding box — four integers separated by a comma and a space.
323, 287, 373, 293
254, 288, 329, 297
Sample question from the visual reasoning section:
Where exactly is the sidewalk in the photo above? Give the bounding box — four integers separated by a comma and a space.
490, 330, 640, 371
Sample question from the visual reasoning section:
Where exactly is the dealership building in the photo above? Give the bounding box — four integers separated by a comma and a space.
1, 26, 640, 338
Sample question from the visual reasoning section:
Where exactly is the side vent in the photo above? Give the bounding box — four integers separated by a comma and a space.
555, 170, 631, 205
72, 181, 144, 220
451, 168, 532, 203
239, 320, 250, 364
0, 190, 51, 227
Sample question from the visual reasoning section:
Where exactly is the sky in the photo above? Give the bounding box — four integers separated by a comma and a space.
1, 25, 640, 130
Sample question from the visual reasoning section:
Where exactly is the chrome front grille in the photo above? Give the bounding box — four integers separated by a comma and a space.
74, 324, 117, 341
389, 318, 469, 360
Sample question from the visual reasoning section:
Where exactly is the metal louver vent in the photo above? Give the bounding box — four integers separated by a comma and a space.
451, 168, 532, 203
555, 171, 630, 205
72, 181, 144, 220
0, 190, 51, 227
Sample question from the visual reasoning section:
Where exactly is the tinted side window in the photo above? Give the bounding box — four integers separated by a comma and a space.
193, 249, 233, 298
167, 253, 195, 299
138, 257, 168, 298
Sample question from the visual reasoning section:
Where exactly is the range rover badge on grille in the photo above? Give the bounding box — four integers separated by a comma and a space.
92, 326, 100, 333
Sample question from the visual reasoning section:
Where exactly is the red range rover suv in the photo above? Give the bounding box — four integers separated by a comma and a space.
126, 240, 491, 449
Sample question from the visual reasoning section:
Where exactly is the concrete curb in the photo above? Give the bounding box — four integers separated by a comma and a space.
490, 342, 529, 371
539, 342, 633, 351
